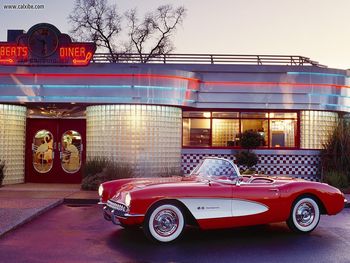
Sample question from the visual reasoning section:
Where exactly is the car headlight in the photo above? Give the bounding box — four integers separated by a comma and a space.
125, 192, 131, 207
98, 184, 104, 197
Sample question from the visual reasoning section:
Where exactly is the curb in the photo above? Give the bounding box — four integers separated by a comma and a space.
0, 199, 63, 237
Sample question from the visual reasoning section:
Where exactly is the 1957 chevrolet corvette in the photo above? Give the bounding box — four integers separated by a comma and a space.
98, 158, 346, 243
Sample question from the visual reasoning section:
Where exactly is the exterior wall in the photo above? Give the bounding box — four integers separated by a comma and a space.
0, 64, 198, 107
0, 64, 349, 113
195, 70, 348, 111
182, 149, 321, 181
166, 64, 349, 112
86, 105, 182, 177
0, 104, 26, 184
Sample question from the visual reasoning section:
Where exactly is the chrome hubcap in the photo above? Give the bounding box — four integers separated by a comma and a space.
153, 209, 179, 237
295, 202, 315, 227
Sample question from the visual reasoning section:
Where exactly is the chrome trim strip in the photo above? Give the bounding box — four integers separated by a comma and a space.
123, 213, 144, 218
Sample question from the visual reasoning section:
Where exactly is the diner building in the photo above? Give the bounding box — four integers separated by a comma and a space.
0, 23, 348, 185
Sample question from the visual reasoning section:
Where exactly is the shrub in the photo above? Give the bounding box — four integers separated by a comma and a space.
321, 119, 350, 189
0, 159, 5, 187
83, 157, 109, 178
323, 170, 349, 189
235, 130, 262, 172
81, 158, 133, 190
239, 130, 265, 149
242, 168, 256, 175
235, 151, 259, 169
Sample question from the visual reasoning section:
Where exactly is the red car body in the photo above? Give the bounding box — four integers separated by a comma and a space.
99, 158, 346, 242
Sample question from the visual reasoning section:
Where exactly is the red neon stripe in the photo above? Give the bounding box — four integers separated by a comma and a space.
204, 81, 347, 89
0, 72, 200, 83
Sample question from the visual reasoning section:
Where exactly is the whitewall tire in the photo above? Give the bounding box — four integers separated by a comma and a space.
143, 203, 185, 243
287, 197, 320, 233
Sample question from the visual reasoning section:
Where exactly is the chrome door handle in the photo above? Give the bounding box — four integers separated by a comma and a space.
269, 189, 279, 192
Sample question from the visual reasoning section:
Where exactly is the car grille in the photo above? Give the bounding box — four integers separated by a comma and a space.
107, 200, 128, 217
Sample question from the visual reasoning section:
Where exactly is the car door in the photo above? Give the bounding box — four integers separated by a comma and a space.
229, 180, 284, 228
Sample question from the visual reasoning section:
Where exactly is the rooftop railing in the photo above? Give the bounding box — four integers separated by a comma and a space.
91, 53, 325, 67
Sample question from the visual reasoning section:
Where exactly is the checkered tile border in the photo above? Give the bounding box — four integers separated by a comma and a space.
181, 153, 320, 181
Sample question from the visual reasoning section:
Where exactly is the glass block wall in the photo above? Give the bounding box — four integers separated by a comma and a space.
300, 111, 338, 149
0, 104, 26, 184
86, 105, 182, 177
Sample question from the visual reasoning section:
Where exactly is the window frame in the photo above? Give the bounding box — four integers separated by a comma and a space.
182, 109, 299, 149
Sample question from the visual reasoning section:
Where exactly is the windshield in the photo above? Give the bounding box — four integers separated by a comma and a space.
191, 158, 239, 182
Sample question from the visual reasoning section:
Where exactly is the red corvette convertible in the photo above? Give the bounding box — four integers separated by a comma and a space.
98, 158, 346, 243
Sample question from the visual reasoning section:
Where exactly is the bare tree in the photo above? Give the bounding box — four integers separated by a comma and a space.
68, 0, 122, 62
125, 5, 186, 63
68, 0, 186, 63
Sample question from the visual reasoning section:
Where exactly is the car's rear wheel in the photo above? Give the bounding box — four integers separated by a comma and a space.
287, 196, 320, 233
143, 203, 185, 243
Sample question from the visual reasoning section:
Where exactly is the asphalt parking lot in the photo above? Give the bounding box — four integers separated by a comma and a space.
0, 204, 349, 263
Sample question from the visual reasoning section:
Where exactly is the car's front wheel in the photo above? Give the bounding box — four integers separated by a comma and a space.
143, 203, 185, 243
287, 196, 320, 233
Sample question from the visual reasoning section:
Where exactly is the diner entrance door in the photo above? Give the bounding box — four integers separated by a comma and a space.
25, 119, 86, 183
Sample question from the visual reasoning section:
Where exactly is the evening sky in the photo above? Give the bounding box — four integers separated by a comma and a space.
0, 0, 348, 69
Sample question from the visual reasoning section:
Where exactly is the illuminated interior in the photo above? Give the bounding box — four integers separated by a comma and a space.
183, 111, 298, 148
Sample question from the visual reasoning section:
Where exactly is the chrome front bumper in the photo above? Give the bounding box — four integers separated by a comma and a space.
103, 205, 122, 225
103, 201, 144, 226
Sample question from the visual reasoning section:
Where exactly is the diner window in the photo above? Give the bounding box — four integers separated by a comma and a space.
270, 119, 296, 147
183, 110, 298, 148
241, 112, 266, 118
269, 112, 297, 119
212, 112, 239, 118
212, 119, 240, 146
241, 119, 268, 146
183, 117, 211, 147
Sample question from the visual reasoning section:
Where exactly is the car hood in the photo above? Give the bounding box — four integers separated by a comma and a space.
118, 176, 199, 192
108, 176, 204, 202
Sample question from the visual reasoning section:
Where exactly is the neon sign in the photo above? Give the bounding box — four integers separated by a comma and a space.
0, 44, 28, 64
0, 23, 96, 66
59, 46, 94, 65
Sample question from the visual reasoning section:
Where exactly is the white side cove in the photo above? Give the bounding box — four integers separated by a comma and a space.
178, 198, 269, 219
231, 199, 269, 217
